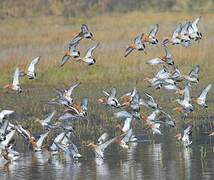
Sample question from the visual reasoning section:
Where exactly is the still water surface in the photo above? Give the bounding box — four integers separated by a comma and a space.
0, 137, 214, 180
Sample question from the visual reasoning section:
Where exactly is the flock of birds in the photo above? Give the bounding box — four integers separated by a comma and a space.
0, 16, 213, 165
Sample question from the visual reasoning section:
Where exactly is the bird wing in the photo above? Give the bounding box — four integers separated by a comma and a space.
146, 58, 164, 65
28, 56, 40, 73
191, 17, 200, 32
122, 117, 132, 132
36, 131, 50, 148
109, 87, 117, 99
184, 85, 191, 102
58, 113, 79, 121
102, 90, 110, 97
81, 98, 88, 111
124, 46, 134, 57
172, 23, 182, 39
66, 82, 81, 97
99, 136, 118, 151
189, 65, 200, 78
85, 43, 99, 58
149, 24, 159, 37
69, 40, 80, 51
81, 24, 89, 34
134, 34, 143, 45
0, 110, 14, 118
60, 55, 70, 67
184, 125, 192, 136
180, 22, 189, 35
198, 84, 212, 101
43, 110, 56, 124
69, 35, 82, 47
164, 46, 173, 60
12, 68, 20, 86
0, 120, 9, 135
144, 92, 155, 103
0, 130, 16, 147
122, 128, 133, 143
115, 111, 132, 119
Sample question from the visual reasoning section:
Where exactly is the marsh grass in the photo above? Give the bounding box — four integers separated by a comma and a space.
0, 12, 214, 146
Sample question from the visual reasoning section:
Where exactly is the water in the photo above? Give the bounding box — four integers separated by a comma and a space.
1, 137, 214, 180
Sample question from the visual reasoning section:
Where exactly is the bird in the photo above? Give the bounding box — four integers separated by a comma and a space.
188, 17, 202, 41
77, 43, 99, 65
119, 87, 137, 106
174, 84, 194, 113
20, 56, 41, 79
124, 33, 146, 57
87, 136, 118, 159
192, 84, 212, 108
49, 131, 72, 153
54, 141, 82, 160
175, 125, 192, 147
117, 128, 137, 149
65, 98, 88, 117
183, 65, 200, 83
18, 128, 50, 151
146, 121, 162, 135
70, 24, 94, 45
141, 92, 159, 109
146, 45, 174, 65
4, 68, 22, 93
50, 82, 81, 107
115, 111, 133, 132
98, 87, 121, 108
60, 41, 80, 67
36, 110, 56, 128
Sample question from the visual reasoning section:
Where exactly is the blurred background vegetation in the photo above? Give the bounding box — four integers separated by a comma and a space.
0, 0, 213, 19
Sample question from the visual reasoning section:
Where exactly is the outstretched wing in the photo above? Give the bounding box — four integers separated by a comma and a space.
81, 24, 89, 34
66, 82, 81, 97
81, 98, 88, 111
69, 35, 82, 47
28, 56, 40, 73
146, 58, 164, 65
114, 111, 132, 119
60, 55, 70, 67
184, 85, 191, 102
36, 131, 50, 148
99, 136, 118, 151
191, 17, 201, 32
124, 46, 134, 57
109, 87, 117, 99
43, 110, 56, 124
198, 84, 212, 101
189, 65, 200, 78
85, 43, 99, 58
149, 24, 159, 37
12, 68, 20, 86
172, 23, 182, 39
164, 46, 173, 59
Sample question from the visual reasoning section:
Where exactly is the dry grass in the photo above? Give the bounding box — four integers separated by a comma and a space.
0, 11, 214, 142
